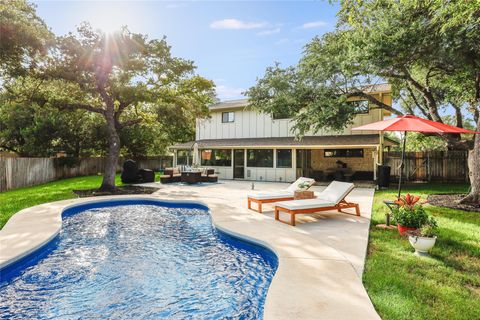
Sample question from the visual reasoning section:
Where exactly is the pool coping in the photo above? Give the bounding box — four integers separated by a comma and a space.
0, 195, 380, 320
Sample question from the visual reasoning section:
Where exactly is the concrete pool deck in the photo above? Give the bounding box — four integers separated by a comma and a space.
0, 180, 380, 320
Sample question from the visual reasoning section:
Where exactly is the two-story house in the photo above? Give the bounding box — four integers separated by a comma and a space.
170, 84, 397, 182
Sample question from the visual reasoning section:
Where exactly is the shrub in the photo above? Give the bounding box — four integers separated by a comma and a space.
392, 205, 429, 228
392, 193, 431, 228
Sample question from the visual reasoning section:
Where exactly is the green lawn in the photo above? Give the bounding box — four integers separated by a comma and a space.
0, 175, 128, 229
364, 184, 480, 320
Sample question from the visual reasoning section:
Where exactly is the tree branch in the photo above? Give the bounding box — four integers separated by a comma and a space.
450, 101, 464, 128
58, 103, 106, 115
119, 119, 142, 128
405, 85, 431, 119
114, 101, 132, 120
403, 69, 443, 122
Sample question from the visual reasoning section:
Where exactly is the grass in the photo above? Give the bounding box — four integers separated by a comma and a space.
364, 184, 480, 320
0, 175, 130, 229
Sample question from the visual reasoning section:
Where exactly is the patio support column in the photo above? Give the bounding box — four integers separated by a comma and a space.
231, 149, 234, 179
173, 150, 177, 167
273, 148, 277, 169
378, 132, 384, 165
373, 146, 379, 182
292, 148, 297, 180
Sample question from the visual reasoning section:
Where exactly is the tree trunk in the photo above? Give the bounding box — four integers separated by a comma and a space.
460, 117, 480, 204
99, 113, 121, 192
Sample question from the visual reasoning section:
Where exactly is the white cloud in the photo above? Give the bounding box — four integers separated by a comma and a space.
210, 19, 267, 30
300, 21, 328, 29
256, 27, 281, 36
215, 85, 245, 100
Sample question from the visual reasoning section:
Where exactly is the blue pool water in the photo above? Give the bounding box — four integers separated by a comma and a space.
0, 200, 278, 319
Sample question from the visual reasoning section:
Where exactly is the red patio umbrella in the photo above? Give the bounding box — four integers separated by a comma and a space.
352, 115, 478, 198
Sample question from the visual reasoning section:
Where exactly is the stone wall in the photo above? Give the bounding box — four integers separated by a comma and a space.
310, 148, 374, 172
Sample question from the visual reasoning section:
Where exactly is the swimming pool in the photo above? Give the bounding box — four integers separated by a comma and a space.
0, 200, 278, 319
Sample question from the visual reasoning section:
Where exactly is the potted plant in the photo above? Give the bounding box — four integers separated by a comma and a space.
297, 181, 311, 190
407, 217, 438, 256
294, 181, 314, 199
392, 194, 429, 235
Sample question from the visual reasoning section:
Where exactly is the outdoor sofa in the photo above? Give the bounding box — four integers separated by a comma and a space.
247, 177, 316, 213
160, 167, 218, 184
273, 181, 359, 226
201, 168, 218, 183
160, 167, 181, 183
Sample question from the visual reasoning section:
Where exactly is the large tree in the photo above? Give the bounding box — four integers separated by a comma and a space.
247, 1, 480, 203
0, 0, 53, 77
3, 24, 214, 191
0, 97, 106, 157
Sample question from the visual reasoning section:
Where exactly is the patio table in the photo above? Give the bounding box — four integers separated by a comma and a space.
181, 171, 202, 184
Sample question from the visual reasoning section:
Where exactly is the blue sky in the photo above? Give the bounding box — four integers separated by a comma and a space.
33, 1, 338, 100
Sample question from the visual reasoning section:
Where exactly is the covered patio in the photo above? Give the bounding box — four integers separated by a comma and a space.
170, 134, 397, 183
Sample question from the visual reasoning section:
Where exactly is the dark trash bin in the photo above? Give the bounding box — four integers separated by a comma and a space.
378, 165, 391, 188
334, 171, 344, 181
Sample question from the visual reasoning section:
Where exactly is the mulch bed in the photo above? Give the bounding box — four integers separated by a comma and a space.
427, 194, 480, 212
73, 185, 160, 198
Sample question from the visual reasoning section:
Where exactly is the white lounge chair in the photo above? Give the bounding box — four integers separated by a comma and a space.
273, 181, 359, 226
247, 177, 316, 213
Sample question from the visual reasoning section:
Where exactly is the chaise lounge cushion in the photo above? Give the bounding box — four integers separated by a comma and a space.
248, 191, 294, 200
274, 181, 355, 210
317, 181, 355, 204
247, 177, 315, 200
274, 198, 335, 210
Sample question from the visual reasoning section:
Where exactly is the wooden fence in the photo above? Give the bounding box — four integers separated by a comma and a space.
0, 156, 172, 192
383, 151, 469, 183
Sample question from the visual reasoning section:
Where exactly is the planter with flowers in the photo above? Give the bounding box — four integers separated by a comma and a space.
392, 194, 429, 235
407, 217, 438, 256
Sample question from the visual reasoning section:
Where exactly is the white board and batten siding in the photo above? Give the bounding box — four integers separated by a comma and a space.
205, 166, 233, 180
205, 165, 296, 182
196, 108, 383, 140
245, 167, 296, 183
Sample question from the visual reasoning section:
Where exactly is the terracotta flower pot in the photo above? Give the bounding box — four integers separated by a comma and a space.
397, 224, 417, 236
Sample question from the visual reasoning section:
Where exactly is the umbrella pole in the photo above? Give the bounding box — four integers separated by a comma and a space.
397, 131, 407, 199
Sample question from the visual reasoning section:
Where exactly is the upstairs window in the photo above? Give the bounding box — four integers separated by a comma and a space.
350, 100, 369, 114
222, 112, 235, 123
324, 149, 364, 158
272, 110, 290, 120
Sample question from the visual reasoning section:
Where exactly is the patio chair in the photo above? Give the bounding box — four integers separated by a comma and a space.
247, 177, 315, 213
199, 168, 218, 183
273, 181, 359, 226
160, 167, 181, 184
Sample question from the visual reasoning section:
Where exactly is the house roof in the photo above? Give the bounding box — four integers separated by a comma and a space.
361, 83, 391, 94
209, 99, 249, 111
209, 83, 391, 111
170, 134, 397, 150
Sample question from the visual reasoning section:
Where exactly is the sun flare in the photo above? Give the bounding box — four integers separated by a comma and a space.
90, 11, 127, 34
